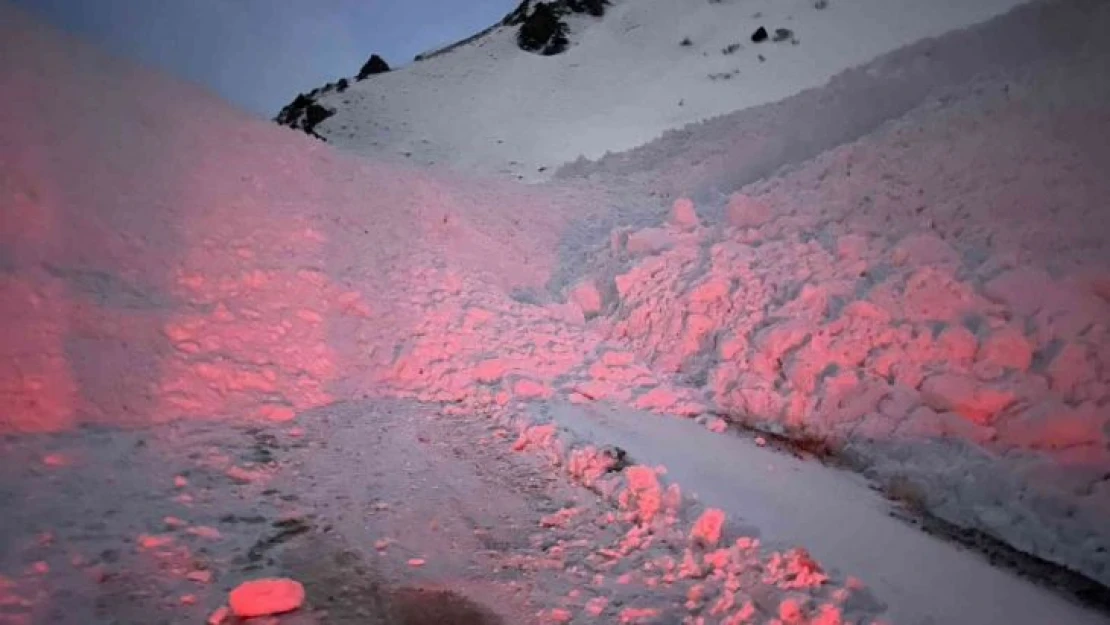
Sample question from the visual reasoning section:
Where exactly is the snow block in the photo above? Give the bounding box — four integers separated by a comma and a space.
997, 400, 1107, 450
569, 279, 605, 317
726, 193, 771, 228
919, 374, 1015, 425
977, 325, 1033, 373
892, 233, 961, 268
625, 227, 675, 256
671, 197, 700, 230
228, 578, 305, 618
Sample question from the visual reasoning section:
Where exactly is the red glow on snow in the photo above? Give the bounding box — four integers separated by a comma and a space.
227, 578, 305, 618
2, 4, 1109, 619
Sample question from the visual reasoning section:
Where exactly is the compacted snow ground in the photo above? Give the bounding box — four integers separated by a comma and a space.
2, 0, 1109, 623
0, 400, 892, 625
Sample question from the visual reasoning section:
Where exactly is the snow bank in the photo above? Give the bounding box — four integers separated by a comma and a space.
557, 45, 1110, 585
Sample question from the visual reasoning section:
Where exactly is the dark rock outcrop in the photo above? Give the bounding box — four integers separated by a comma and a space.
517, 3, 569, 55
566, 0, 606, 17
274, 93, 335, 141
505, 0, 609, 56
356, 54, 390, 80
273, 1, 610, 138
274, 53, 389, 140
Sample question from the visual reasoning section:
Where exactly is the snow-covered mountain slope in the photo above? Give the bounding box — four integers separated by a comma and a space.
290, 0, 1030, 182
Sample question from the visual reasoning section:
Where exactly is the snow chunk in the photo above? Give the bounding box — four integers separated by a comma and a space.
228, 578, 305, 618
671, 197, 700, 230
936, 325, 978, 365
726, 193, 771, 228
977, 326, 1033, 373
625, 227, 675, 256
1046, 342, 1095, 397
892, 233, 960, 268
998, 400, 1107, 450
514, 378, 553, 399
689, 508, 726, 548
919, 374, 1015, 425
570, 279, 605, 318
836, 234, 870, 260
985, 267, 1052, 315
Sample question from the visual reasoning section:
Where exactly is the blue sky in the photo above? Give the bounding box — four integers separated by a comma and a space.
12, 0, 516, 117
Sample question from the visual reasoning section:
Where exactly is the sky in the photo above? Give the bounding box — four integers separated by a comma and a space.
11, 0, 516, 117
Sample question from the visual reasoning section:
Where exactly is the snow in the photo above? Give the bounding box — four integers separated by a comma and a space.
2, 0, 1110, 623
313, 0, 1030, 182
545, 402, 1108, 624
227, 578, 305, 618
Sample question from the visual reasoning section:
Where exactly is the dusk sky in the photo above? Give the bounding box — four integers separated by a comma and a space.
11, 0, 516, 117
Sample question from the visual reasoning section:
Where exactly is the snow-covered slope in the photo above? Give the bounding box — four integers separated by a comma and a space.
296, 0, 1030, 181
4, 0, 1110, 621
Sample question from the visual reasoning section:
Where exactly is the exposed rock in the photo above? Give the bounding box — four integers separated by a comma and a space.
273, 94, 336, 141
567, 0, 606, 16
773, 28, 795, 43
751, 27, 769, 43
517, 2, 570, 55
509, 0, 609, 56
356, 54, 391, 80
303, 103, 334, 129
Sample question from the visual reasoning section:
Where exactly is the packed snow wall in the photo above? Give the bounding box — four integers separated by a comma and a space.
553, 0, 1110, 588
